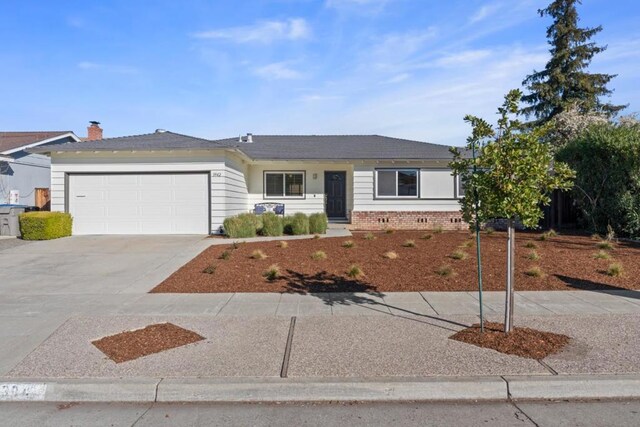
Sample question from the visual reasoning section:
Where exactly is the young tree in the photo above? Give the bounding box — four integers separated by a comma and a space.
450, 90, 574, 333
521, 0, 625, 125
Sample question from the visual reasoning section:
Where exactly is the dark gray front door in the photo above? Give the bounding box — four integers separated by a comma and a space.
324, 171, 346, 218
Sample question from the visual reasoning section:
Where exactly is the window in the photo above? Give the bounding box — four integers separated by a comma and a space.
265, 172, 305, 198
375, 169, 418, 198
456, 174, 466, 198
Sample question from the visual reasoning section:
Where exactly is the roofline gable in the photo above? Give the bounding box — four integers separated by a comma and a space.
1, 131, 81, 155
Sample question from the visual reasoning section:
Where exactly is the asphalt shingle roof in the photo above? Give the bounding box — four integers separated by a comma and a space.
217, 134, 457, 160
30, 131, 461, 160
29, 131, 224, 153
0, 131, 72, 153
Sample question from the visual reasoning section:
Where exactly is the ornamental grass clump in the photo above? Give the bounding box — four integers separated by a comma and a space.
539, 229, 558, 241
420, 233, 433, 240
607, 263, 623, 277
402, 239, 416, 248
593, 250, 611, 260
342, 240, 355, 248
347, 265, 363, 279
364, 232, 376, 240
311, 250, 327, 260
596, 241, 614, 250
525, 266, 545, 278
251, 249, 267, 260
277, 241, 288, 248
460, 240, 474, 248
527, 250, 540, 261
219, 250, 231, 260
263, 264, 280, 281
433, 226, 444, 234
450, 250, 468, 260
484, 226, 495, 235
524, 241, 537, 249
385, 228, 395, 234
435, 264, 454, 277
202, 263, 217, 275
383, 251, 398, 260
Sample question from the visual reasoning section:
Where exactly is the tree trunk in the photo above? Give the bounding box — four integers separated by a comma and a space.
504, 219, 516, 333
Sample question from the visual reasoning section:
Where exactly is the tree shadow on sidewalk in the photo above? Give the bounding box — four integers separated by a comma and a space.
556, 274, 640, 300
282, 269, 470, 331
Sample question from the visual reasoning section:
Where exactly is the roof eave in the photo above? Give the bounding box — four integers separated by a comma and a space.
3, 132, 81, 155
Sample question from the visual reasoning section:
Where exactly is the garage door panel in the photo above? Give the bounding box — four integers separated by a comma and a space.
69, 173, 209, 235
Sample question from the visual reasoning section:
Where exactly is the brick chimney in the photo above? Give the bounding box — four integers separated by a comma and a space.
87, 121, 103, 141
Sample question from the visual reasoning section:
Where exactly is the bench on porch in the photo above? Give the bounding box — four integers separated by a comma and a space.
254, 203, 285, 216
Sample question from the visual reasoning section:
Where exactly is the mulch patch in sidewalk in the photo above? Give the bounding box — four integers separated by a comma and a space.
92, 323, 205, 363
450, 322, 570, 360
151, 230, 640, 293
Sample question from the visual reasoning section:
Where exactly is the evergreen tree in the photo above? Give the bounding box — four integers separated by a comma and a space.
521, 0, 625, 125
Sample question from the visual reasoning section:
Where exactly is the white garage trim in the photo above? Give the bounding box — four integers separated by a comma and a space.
67, 172, 210, 235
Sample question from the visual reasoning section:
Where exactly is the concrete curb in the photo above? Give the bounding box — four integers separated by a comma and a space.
505, 374, 640, 400
2, 375, 640, 403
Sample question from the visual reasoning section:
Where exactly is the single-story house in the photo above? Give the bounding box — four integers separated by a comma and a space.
0, 130, 81, 208
30, 131, 468, 235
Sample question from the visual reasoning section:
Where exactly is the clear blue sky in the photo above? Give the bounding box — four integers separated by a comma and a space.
1, 0, 638, 146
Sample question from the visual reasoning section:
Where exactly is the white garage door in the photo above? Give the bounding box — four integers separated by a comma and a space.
69, 173, 209, 235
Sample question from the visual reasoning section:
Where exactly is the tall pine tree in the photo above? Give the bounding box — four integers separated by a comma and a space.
521, 0, 625, 125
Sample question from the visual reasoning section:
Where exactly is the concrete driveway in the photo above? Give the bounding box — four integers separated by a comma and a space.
0, 235, 210, 374
0, 235, 209, 295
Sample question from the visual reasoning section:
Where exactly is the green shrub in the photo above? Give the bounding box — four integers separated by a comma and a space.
19, 212, 72, 240
557, 123, 640, 237
309, 213, 328, 234
260, 212, 284, 236
284, 213, 310, 235
223, 213, 261, 238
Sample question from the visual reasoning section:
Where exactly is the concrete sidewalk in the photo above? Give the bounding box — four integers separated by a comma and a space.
2, 235, 640, 403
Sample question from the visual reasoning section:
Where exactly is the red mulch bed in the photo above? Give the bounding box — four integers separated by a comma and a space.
151, 231, 640, 293
450, 322, 570, 360
92, 323, 204, 363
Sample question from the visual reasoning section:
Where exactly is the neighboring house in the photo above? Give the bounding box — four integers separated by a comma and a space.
0, 131, 81, 208
30, 131, 468, 235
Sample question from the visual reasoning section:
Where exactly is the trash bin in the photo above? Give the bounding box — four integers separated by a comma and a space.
0, 204, 28, 237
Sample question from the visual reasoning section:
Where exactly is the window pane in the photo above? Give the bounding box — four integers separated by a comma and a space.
458, 176, 466, 197
266, 174, 284, 197
377, 171, 396, 196
398, 170, 417, 196
285, 173, 304, 196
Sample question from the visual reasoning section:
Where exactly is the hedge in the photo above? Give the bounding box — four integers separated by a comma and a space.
260, 212, 284, 236
19, 212, 72, 240
223, 213, 261, 238
309, 212, 328, 234
285, 213, 310, 235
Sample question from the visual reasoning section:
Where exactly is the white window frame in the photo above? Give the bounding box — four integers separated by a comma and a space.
456, 174, 465, 199
374, 168, 419, 199
264, 171, 305, 199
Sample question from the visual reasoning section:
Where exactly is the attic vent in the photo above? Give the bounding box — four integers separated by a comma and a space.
238, 133, 253, 143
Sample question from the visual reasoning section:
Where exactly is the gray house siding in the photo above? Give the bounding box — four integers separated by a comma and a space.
0, 136, 76, 205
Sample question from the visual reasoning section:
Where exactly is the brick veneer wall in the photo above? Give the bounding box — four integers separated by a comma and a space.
350, 211, 468, 231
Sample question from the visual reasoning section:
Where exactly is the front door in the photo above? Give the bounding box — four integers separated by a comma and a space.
324, 171, 346, 219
